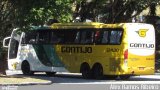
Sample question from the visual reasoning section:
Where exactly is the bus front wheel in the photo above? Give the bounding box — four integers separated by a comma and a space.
21, 61, 34, 75
80, 63, 92, 79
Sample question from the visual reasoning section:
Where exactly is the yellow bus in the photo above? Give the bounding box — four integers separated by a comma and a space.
3, 22, 155, 79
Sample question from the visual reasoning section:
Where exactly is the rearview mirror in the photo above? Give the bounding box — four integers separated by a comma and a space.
3, 37, 11, 48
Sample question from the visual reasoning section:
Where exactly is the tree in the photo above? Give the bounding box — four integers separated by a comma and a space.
73, 0, 160, 23
0, 0, 74, 48
9, 0, 73, 28
0, 0, 15, 46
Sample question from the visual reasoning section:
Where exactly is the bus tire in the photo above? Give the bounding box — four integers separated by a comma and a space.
92, 63, 103, 79
80, 63, 92, 79
119, 75, 130, 80
21, 61, 34, 75
46, 72, 56, 76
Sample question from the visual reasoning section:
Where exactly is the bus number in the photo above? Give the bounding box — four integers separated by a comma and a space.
106, 48, 120, 52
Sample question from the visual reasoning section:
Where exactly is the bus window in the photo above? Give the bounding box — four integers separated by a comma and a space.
51, 31, 64, 44
81, 31, 94, 44
74, 31, 80, 43
37, 31, 50, 44
95, 31, 101, 43
95, 30, 109, 44
109, 31, 122, 44
50, 32, 59, 44
24, 31, 36, 44
9, 39, 19, 59
50, 30, 77, 44
102, 31, 109, 44
64, 30, 77, 44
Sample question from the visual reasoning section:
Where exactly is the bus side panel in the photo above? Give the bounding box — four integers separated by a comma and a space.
19, 45, 53, 72
56, 45, 126, 75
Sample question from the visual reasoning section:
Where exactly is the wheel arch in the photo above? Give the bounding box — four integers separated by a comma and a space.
92, 62, 103, 72
21, 60, 32, 71
92, 62, 102, 67
80, 62, 90, 73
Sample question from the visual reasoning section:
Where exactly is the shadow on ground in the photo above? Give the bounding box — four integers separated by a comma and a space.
9, 72, 160, 84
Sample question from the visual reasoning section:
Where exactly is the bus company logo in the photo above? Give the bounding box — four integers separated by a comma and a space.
136, 29, 148, 37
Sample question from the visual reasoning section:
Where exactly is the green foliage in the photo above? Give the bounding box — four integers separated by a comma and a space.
10, 0, 74, 28
0, 0, 74, 48
73, 0, 160, 23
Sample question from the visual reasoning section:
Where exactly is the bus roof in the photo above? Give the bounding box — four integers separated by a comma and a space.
50, 22, 129, 29
34, 23, 151, 30
50, 22, 104, 29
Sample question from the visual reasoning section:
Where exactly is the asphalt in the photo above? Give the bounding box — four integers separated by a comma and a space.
1, 70, 160, 86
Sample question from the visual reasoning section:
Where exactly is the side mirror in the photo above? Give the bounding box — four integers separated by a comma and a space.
3, 37, 11, 48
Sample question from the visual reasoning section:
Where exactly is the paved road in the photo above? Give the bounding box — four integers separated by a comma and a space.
3, 71, 160, 90
6, 70, 160, 84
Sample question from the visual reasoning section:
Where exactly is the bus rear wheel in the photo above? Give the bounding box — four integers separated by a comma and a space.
80, 63, 92, 79
21, 61, 34, 75
92, 63, 103, 79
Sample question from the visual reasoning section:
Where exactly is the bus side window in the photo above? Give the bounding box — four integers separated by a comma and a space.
81, 31, 94, 44
75, 31, 80, 43
51, 31, 65, 44
102, 31, 109, 44
95, 31, 101, 43
25, 31, 37, 44
109, 31, 122, 44
57, 32, 65, 44
50, 32, 59, 44
37, 31, 50, 44
21, 34, 27, 45
65, 30, 77, 44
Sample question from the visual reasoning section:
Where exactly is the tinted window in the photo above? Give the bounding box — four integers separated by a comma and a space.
102, 31, 109, 44
50, 30, 77, 44
94, 29, 123, 45
110, 31, 122, 44
80, 31, 94, 44
38, 31, 50, 44
24, 31, 37, 44
24, 30, 50, 44
74, 31, 80, 43
23, 29, 78, 44
23, 28, 123, 45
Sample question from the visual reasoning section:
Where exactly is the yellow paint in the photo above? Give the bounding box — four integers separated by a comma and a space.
136, 29, 148, 37
12, 62, 18, 70
50, 23, 155, 76
127, 53, 155, 75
